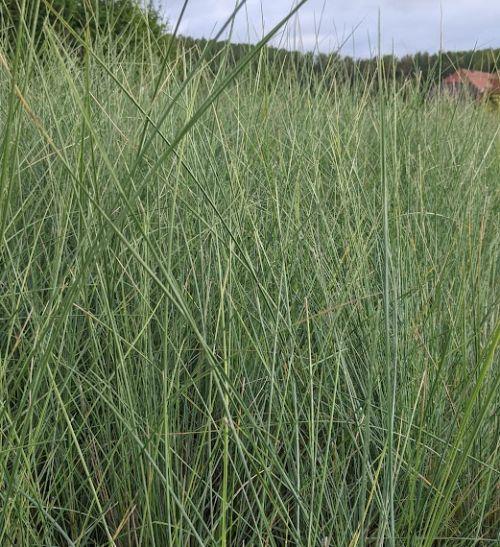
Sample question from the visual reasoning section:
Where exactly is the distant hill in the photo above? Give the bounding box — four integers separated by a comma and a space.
172, 33, 500, 89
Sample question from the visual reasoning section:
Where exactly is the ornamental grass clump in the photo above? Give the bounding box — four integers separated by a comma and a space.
0, 2, 498, 545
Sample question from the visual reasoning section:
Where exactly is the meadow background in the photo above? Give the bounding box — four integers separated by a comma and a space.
0, 1, 499, 545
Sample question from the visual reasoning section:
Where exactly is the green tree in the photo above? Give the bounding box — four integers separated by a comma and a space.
1, 0, 166, 50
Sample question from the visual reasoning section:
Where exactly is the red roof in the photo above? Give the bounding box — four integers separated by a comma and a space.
443, 69, 500, 93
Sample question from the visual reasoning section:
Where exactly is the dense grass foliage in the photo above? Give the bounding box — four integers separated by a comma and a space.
0, 21, 499, 546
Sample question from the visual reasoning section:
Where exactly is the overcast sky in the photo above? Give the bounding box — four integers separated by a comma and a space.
156, 0, 500, 58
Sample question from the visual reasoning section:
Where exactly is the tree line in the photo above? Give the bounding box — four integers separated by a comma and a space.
1, 0, 499, 88
176, 34, 500, 89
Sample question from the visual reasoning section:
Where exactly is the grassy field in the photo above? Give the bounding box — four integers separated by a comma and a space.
0, 15, 499, 546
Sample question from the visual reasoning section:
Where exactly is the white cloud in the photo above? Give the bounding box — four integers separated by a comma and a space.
157, 0, 500, 57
